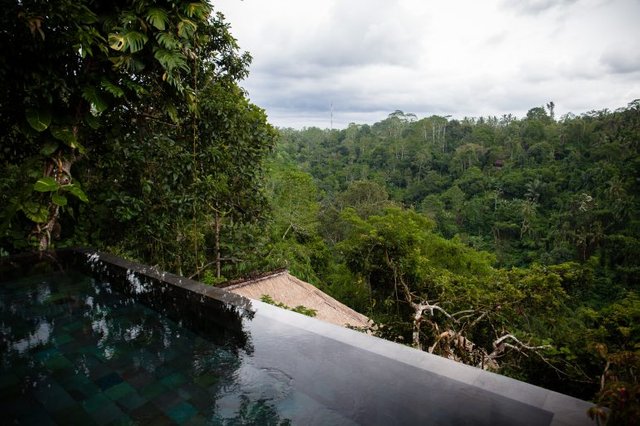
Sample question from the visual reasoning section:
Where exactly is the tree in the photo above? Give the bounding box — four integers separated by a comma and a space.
0, 0, 245, 252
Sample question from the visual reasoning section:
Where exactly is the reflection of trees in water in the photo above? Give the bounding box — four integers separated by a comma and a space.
0, 272, 83, 359
1, 267, 291, 424
215, 395, 291, 426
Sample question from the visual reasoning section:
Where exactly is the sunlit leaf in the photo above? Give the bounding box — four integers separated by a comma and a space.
34, 177, 58, 192
25, 108, 51, 132
22, 202, 49, 223
108, 33, 126, 51
177, 19, 197, 38
66, 184, 89, 203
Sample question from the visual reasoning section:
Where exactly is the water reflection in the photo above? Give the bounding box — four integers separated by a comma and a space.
0, 264, 290, 425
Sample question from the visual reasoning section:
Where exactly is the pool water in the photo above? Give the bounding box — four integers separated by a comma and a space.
0, 270, 289, 425
0, 251, 595, 426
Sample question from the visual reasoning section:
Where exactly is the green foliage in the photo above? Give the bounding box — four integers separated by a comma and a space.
3, 6, 638, 408
260, 295, 317, 318
271, 101, 640, 403
1, 0, 274, 283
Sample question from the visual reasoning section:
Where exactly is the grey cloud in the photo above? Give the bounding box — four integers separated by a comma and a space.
262, 1, 420, 73
503, 0, 580, 15
601, 50, 640, 75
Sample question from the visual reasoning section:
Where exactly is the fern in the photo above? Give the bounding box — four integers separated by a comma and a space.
146, 7, 168, 31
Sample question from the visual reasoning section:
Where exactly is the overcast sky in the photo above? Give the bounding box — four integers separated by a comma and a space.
215, 0, 639, 129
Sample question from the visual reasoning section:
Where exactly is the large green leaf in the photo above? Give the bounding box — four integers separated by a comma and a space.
82, 86, 108, 114
156, 32, 179, 49
40, 141, 59, 156
52, 194, 68, 207
50, 126, 76, 144
108, 33, 126, 51
125, 31, 149, 53
146, 8, 169, 30
34, 177, 59, 192
177, 19, 197, 39
50, 125, 86, 153
101, 80, 124, 98
22, 202, 49, 223
154, 49, 189, 72
25, 108, 51, 132
66, 184, 89, 203
184, 2, 210, 18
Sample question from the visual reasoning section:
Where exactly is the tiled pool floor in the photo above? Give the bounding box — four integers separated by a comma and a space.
0, 271, 284, 425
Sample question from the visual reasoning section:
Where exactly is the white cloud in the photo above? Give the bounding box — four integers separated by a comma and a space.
216, 0, 640, 128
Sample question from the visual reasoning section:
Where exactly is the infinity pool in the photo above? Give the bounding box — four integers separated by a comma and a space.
0, 251, 593, 425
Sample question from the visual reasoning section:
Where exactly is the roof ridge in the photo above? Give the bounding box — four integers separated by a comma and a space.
221, 268, 289, 290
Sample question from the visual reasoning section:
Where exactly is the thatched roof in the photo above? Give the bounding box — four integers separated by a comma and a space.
223, 270, 371, 329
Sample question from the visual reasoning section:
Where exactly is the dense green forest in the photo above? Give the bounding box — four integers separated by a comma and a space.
267, 105, 640, 414
0, 0, 638, 422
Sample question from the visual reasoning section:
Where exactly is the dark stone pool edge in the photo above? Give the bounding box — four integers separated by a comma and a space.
251, 298, 596, 426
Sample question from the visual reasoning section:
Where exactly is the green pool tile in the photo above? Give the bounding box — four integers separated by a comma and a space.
45, 353, 74, 371
0, 372, 19, 393
161, 348, 180, 363
130, 401, 165, 423
193, 373, 219, 388
54, 333, 73, 345
152, 389, 182, 410
115, 390, 147, 411
139, 382, 168, 400
127, 371, 154, 389
17, 408, 57, 426
96, 372, 123, 390
62, 321, 83, 332
76, 381, 101, 399
160, 372, 187, 388
105, 415, 136, 426
105, 381, 136, 400
155, 364, 175, 377
90, 401, 128, 426
52, 403, 95, 424
167, 401, 198, 424
184, 414, 208, 426
82, 393, 111, 413
59, 371, 90, 387
35, 347, 59, 361
33, 380, 76, 411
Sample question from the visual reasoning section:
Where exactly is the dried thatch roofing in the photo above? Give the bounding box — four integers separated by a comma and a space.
223, 270, 371, 329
